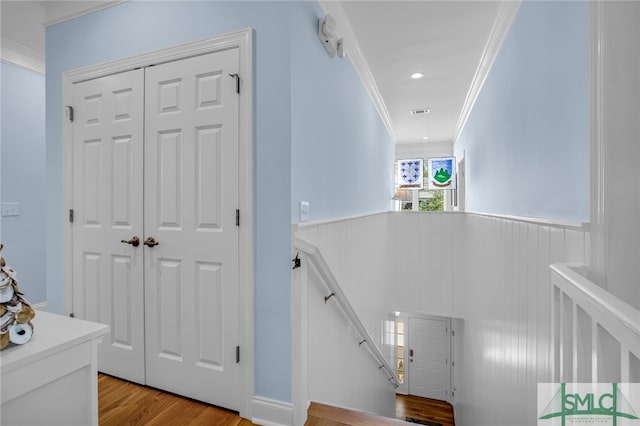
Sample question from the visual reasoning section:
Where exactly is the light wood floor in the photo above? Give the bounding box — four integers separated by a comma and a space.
98, 374, 255, 425
99, 374, 454, 425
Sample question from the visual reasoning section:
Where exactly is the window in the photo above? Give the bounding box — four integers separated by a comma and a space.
394, 160, 444, 212
396, 320, 405, 384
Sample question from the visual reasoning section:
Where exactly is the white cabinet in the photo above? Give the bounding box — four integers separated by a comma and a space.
0, 311, 108, 426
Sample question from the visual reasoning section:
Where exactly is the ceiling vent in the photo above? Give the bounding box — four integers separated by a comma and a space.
410, 108, 430, 116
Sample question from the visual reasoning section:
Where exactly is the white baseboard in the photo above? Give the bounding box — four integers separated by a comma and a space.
32, 302, 48, 311
252, 397, 294, 426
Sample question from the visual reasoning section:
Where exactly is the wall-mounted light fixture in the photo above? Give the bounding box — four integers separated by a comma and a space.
392, 189, 413, 201
318, 15, 345, 59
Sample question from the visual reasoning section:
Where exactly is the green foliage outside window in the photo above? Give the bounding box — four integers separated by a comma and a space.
420, 167, 444, 211
419, 190, 444, 211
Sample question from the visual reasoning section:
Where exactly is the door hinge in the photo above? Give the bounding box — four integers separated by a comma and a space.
236, 345, 240, 363
236, 209, 240, 227
229, 73, 240, 94
69, 209, 74, 223
65, 106, 74, 122
69, 313, 75, 318
452, 330, 455, 336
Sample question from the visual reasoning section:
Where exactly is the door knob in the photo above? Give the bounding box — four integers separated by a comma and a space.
144, 237, 159, 247
120, 236, 140, 247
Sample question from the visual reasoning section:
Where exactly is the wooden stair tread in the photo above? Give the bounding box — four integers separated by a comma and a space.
396, 394, 454, 426
306, 402, 411, 425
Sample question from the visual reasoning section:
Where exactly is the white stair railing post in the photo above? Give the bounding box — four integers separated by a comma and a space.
550, 263, 640, 384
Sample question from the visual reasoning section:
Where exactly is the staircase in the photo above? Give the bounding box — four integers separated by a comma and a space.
305, 402, 411, 425
305, 396, 455, 426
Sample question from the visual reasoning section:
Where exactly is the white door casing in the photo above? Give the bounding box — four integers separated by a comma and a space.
143, 49, 240, 408
409, 317, 451, 401
457, 153, 466, 212
71, 69, 145, 383
63, 30, 254, 417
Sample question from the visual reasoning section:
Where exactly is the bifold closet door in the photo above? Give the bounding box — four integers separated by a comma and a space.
143, 49, 241, 409
71, 48, 241, 409
71, 69, 146, 384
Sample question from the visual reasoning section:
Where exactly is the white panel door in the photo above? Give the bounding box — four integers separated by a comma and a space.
71, 69, 145, 383
143, 49, 240, 409
409, 317, 451, 400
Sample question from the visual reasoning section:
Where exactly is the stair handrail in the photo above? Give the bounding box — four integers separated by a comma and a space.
294, 236, 399, 388
550, 263, 640, 356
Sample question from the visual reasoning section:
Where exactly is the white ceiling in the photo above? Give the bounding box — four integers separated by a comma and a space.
0, 0, 508, 147
1, 1, 45, 54
337, 1, 505, 145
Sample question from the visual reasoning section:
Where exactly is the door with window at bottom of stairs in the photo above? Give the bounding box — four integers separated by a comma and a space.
409, 317, 451, 401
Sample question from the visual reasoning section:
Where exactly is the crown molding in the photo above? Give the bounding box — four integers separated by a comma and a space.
319, 0, 397, 143
0, 38, 45, 73
453, 0, 521, 144
43, 0, 127, 27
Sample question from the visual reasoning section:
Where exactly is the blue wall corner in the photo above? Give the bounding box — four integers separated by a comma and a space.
1, 62, 47, 305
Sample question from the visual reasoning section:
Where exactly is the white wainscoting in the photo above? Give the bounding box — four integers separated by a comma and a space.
455, 214, 588, 425
294, 211, 589, 426
305, 258, 396, 416
292, 216, 398, 424
296, 213, 392, 349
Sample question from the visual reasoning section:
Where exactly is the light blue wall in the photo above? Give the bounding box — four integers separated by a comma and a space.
1, 62, 47, 305
46, 0, 293, 402
454, 1, 590, 223
46, 0, 394, 403
290, 2, 394, 223
0, 64, 2, 243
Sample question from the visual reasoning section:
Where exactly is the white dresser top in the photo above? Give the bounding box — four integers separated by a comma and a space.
0, 311, 109, 374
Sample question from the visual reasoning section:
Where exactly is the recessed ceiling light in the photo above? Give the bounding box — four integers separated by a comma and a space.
410, 72, 424, 79
422, 136, 429, 140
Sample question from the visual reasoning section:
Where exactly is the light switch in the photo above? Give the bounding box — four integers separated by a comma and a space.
1, 202, 21, 217
300, 201, 310, 222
